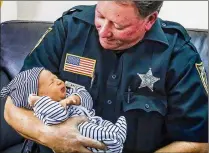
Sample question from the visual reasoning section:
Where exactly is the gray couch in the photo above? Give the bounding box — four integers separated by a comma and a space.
0, 20, 208, 152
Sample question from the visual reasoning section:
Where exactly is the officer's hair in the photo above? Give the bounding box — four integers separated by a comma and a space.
115, 0, 164, 18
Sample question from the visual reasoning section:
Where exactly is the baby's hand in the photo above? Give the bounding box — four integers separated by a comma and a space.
60, 95, 81, 108
28, 94, 41, 107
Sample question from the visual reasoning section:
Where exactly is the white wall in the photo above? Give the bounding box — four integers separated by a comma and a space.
2, 1, 208, 29
17, 1, 97, 21
1, 1, 17, 22
159, 1, 208, 29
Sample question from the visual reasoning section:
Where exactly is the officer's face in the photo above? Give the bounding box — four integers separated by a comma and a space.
95, 1, 152, 50
38, 70, 66, 101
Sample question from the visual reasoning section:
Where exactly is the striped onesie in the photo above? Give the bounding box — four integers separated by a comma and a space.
0, 67, 127, 153
32, 87, 127, 153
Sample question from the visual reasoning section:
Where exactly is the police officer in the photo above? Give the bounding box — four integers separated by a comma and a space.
4, 1, 208, 153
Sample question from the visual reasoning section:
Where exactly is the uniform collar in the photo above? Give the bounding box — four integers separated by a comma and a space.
143, 18, 169, 46
73, 6, 169, 47
72, 5, 96, 25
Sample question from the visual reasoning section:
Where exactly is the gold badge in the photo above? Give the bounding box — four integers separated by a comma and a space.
29, 27, 52, 55
195, 62, 208, 93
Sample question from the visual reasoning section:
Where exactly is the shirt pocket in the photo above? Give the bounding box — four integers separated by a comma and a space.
123, 93, 167, 116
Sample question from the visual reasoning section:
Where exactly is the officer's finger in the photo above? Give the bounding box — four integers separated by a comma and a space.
79, 136, 106, 150
70, 116, 88, 126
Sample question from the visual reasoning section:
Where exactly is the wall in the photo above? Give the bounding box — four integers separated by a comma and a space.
2, 1, 208, 29
17, 1, 97, 21
159, 1, 208, 29
1, 1, 17, 22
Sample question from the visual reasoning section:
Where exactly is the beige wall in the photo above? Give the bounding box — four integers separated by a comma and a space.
159, 1, 208, 29
1, 1, 17, 22
16, 1, 97, 22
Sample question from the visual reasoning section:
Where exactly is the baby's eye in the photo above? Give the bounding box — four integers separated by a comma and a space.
49, 79, 54, 85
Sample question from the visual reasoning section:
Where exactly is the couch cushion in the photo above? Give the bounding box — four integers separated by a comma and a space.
1, 21, 53, 79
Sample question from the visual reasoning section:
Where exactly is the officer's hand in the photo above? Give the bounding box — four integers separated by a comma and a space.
43, 116, 106, 153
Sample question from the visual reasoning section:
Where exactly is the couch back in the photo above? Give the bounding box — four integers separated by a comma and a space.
1, 20, 208, 79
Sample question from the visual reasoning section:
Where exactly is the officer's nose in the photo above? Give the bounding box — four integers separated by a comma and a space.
99, 20, 112, 38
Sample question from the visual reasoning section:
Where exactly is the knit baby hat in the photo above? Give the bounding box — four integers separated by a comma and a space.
0, 67, 45, 109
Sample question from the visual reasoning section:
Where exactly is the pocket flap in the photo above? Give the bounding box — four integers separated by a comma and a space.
123, 94, 167, 116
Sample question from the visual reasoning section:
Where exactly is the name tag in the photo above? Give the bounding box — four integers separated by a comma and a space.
65, 81, 85, 89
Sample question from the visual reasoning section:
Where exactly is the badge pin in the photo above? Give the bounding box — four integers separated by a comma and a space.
137, 68, 160, 92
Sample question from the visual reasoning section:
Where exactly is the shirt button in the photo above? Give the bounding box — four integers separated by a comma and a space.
162, 23, 166, 27
112, 75, 117, 79
107, 100, 112, 104
145, 104, 150, 109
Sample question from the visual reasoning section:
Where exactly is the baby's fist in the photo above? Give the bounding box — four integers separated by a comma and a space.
28, 94, 41, 107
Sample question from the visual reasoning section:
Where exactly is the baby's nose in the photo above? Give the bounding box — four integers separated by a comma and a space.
56, 79, 62, 85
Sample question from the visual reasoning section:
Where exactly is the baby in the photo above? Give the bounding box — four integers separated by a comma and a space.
0, 67, 127, 153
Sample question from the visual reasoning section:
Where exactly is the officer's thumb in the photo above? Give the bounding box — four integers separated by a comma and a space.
71, 116, 88, 126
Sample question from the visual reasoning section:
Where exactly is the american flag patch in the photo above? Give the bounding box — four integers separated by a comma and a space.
64, 54, 96, 78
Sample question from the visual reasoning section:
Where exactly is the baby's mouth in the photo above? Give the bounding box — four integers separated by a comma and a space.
61, 87, 66, 93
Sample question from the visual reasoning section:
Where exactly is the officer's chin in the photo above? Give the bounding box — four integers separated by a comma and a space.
100, 40, 117, 50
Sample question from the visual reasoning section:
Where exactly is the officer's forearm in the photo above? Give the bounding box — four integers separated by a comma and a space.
155, 141, 208, 153
4, 96, 48, 146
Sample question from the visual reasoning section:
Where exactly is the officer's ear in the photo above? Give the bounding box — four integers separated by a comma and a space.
144, 11, 158, 31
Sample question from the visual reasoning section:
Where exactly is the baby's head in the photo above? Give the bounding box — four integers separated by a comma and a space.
38, 69, 66, 101
0, 67, 66, 105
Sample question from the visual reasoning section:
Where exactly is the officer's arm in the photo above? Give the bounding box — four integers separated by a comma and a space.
4, 96, 106, 152
155, 141, 208, 153
161, 41, 208, 152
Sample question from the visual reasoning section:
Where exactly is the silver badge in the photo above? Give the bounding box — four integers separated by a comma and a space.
137, 68, 160, 92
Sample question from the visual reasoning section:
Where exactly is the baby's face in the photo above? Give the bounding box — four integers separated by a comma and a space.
38, 70, 66, 101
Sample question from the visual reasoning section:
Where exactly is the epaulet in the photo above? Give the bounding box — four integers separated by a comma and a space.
159, 19, 190, 41
62, 5, 86, 16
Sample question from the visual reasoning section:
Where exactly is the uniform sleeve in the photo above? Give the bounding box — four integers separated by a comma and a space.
33, 96, 69, 125
165, 42, 208, 142
20, 16, 68, 75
